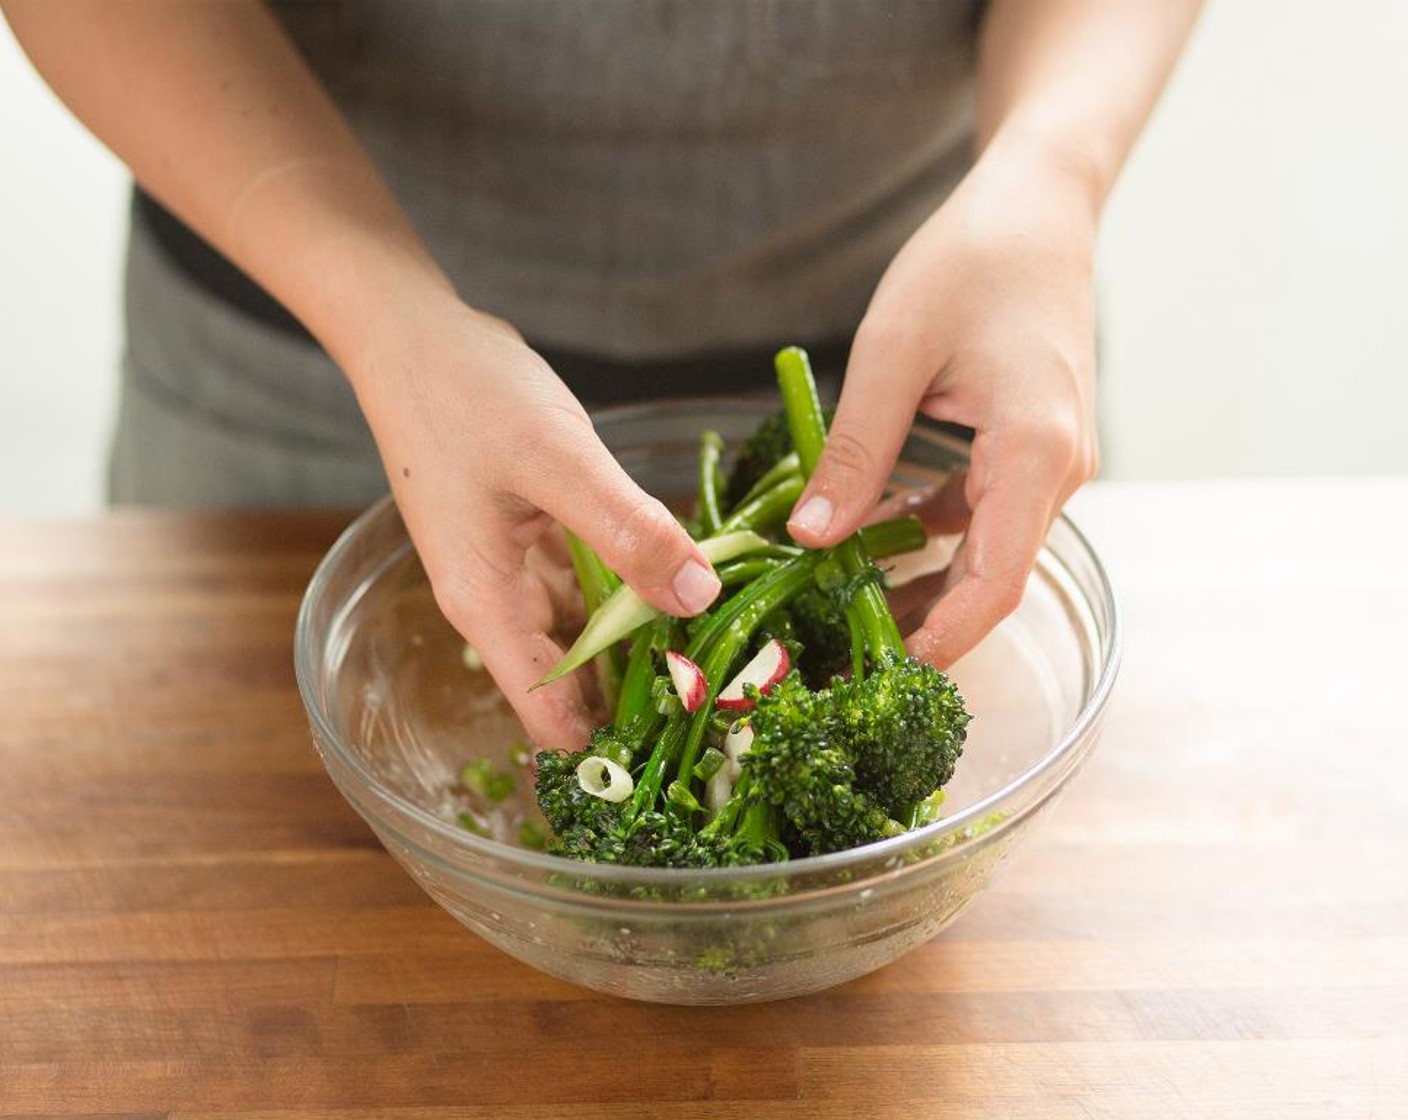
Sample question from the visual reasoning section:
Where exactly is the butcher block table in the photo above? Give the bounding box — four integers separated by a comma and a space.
2, 477, 1405, 1119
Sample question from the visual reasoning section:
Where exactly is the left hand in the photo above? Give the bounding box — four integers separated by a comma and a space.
787, 143, 1101, 666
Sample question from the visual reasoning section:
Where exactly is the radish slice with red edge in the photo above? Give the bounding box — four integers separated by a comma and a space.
665, 650, 708, 713
716, 639, 790, 711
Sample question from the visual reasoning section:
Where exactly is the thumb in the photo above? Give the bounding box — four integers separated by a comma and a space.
787, 348, 921, 548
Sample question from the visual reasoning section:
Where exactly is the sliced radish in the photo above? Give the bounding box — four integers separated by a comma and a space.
716, 639, 790, 711
665, 650, 708, 713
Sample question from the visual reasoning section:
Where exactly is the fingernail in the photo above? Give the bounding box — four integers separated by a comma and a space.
789, 495, 833, 539
672, 559, 721, 614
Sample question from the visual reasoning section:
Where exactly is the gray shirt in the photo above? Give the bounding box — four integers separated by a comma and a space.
277, 0, 980, 356
114, 1, 980, 507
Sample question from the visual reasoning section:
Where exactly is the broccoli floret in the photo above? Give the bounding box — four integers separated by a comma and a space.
741, 672, 897, 856
600, 811, 695, 867
723, 406, 834, 509
775, 345, 970, 820
725, 409, 794, 508
735, 661, 965, 855
532, 725, 639, 848
736, 674, 836, 824
548, 804, 773, 869
833, 656, 969, 818
533, 747, 626, 856
787, 585, 851, 687
624, 811, 778, 868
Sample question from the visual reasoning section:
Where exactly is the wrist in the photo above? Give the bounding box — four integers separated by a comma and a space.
214, 156, 459, 379
302, 237, 458, 383
322, 250, 524, 414
974, 119, 1112, 223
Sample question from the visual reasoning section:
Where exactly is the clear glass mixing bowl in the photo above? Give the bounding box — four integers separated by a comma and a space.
295, 399, 1120, 1004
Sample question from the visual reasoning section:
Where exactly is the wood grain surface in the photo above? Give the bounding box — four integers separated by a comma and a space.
2, 482, 1405, 1119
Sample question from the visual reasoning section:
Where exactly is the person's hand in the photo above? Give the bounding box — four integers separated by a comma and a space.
787, 144, 1100, 666
346, 284, 722, 749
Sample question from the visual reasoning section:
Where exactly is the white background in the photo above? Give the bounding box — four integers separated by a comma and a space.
3, 1, 1406, 516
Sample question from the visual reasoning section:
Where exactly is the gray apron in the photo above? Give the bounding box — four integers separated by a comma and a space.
112, 0, 980, 508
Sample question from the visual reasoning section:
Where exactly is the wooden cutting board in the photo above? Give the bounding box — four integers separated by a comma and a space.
2, 480, 1405, 1118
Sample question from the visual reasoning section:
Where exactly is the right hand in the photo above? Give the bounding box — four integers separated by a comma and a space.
347, 284, 722, 750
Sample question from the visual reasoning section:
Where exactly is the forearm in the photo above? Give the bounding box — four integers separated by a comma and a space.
2, 0, 449, 369
4, 1, 733, 749
976, 0, 1202, 211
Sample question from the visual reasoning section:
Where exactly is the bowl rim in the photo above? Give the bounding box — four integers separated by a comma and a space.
295, 405, 1122, 887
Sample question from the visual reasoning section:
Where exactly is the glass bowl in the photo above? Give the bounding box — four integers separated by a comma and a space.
295, 399, 1120, 1004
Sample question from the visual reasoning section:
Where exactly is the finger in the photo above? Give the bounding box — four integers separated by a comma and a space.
481, 628, 593, 751
904, 431, 1064, 668
787, 327, 932, 548
432, 555, 595, 750
869, 471, 972, 537
524, 540, 586, 637
515, 412, 721, 617
534, 521, 575, 570
887, 568, 949, 630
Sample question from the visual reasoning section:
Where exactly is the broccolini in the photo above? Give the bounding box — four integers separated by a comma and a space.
531, 346, 970, 867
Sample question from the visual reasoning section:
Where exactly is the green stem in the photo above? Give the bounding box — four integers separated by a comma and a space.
858, 515, 925, 560
775, 346, 905, 668
565, 530, 620, 608
736, 799, 780, 850
625, 551, 822, 817
730, 451, 800, 514
613, 618, 667, 729
683, 551, 824, 668
699, 771, 780, 854
628, 719, 688, 817
670, 551, 826, 798
776, 347, 827, 477
566, 531, 625, 712
714, 556, 785, 590
846, 609, 866, 682
537, 529, 770, 686
700, 771, 750, 838
697, 430, 725, 538
715, 518, 923, 574
715, 473, 804, 536
845, 556, 905, 663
